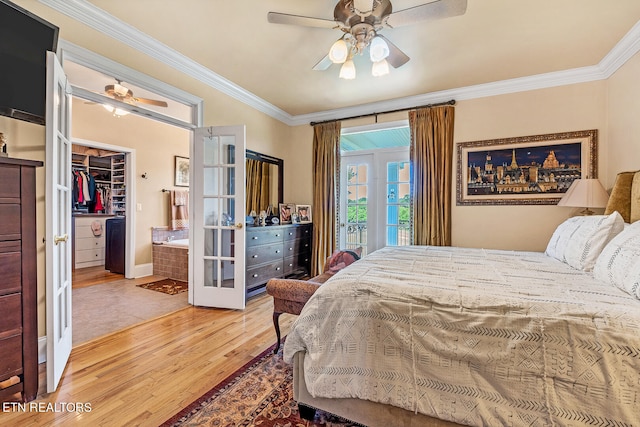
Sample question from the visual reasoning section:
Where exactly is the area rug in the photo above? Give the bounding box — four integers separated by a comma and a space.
136, 278, 188, 295
161, 341, 362, 427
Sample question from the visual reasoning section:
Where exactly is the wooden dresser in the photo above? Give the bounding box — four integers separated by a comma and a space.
246, 223, 312, 298
0, 157, 42, 403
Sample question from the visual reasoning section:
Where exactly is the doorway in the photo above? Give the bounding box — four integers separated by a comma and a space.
339, 123, 411, 254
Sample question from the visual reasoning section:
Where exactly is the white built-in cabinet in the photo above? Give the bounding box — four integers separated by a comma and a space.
74, 216, 110, 268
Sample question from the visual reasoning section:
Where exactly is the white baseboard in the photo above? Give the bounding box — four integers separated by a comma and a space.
133, 263, 153, 278
38, 336, 47, 364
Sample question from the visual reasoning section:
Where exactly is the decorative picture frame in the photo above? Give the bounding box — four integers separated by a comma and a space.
174, 156, 190, 187
456, 129, 597, 206
296, 204, 312, 223
279, 203, 295, 224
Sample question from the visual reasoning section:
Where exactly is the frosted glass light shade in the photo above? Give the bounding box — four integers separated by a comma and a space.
339, 59, 356, 79
329, 39, 349, 64
102, 104, 129, 117
371, 59, 389, 76
369, 36, 389, 62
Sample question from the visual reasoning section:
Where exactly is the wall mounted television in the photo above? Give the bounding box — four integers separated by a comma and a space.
0, 0, 59, 126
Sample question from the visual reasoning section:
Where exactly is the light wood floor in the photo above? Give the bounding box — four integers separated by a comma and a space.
1, 294, 295, 427
72, 265, 124, 289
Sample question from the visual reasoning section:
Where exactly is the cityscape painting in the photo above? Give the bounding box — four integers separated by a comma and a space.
456, 130, 597, 205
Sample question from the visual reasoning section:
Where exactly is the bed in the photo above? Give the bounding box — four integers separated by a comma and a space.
283, 170, 640, 427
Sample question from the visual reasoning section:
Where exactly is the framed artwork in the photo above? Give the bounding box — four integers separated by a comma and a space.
456, 129, 597, 206
174, 156, 189, 187
279, 203, 295, 224
296, 204, 312, 223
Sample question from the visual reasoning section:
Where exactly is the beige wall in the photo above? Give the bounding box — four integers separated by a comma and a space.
5, 1, 640, 337
607, 50, 640, 183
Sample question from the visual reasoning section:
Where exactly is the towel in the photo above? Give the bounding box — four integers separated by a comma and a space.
171, 190, 189, 229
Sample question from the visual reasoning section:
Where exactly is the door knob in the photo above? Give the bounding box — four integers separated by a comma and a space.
235, 223, 243, 229
54, 234, 68, 245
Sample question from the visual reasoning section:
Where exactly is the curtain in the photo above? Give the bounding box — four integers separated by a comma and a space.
409, 105, 455, 246
246, 159, 271, 215
311, 121, 342, 276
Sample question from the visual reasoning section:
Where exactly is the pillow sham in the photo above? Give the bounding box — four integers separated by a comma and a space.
593, 220, 640, 299
545, 211, 624, 271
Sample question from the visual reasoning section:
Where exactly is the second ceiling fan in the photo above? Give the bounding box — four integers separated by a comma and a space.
268, 0, 467, 78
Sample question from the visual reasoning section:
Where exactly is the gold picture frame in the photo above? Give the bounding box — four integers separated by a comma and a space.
456, 129, 597, 205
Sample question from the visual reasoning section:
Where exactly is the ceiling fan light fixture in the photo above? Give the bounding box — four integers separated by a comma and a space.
102, 104, 129, 117
369, 36, 389, 62
329, 39, 349, 64
339, 59, 357, 79
371, 58, 390, 77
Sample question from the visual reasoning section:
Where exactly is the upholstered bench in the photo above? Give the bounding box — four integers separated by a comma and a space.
266, 248, 362, 353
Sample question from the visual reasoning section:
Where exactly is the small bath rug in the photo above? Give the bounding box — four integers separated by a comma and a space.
137, 279, 188, 295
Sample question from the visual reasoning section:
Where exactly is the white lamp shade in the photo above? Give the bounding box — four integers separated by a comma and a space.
369, 36, 389, 62
371, 59, 390, 77
339, 59, 356, 79
329, 39, 349, 64
558, 178, 609, 208
102, 104, 129, 117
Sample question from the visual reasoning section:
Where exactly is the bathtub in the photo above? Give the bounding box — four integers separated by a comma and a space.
161, 238, 189, 249
152, 239, 189, 281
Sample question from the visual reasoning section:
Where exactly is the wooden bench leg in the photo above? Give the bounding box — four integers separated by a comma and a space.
273, 312, 282, 354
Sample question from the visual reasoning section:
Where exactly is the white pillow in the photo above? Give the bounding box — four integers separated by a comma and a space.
545, 212, 624, 271
593, 220, 640, 299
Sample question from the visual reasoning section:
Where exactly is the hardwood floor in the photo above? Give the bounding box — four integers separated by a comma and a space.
72, 265, 124, 289
1, 294, 295, 427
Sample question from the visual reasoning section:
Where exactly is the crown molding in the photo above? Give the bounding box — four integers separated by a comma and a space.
40, 0, 640, 127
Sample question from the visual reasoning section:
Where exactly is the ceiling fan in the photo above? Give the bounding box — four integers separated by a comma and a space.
103, 80, 168, 107
268, 0, 467, 78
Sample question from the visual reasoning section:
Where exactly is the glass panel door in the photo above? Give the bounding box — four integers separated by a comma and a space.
340, 154, 374, 255
386, 160, 411, 246
192, 126, 246, 309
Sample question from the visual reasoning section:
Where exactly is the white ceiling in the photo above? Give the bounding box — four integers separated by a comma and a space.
42, 0, 640, 124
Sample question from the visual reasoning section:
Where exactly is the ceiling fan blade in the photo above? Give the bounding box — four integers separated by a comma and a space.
134, 97, 168, 107
268, 12, 337, 29
378, 35, 410, 68
312, 54, 333, 71
385, 0, 467, 28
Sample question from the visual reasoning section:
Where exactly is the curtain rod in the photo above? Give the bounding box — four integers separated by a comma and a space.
309, 99, 456, 126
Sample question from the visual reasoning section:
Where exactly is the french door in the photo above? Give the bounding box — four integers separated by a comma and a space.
45, 51, 73, 392
340, 148, 410, 254
191, 126, 246, 309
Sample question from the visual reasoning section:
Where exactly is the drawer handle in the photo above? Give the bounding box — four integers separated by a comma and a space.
252, 255, 258, 258
252, 236, 258, 240
275, 234, 281, 237
289, 263, 293, 267
54, 234, 68, 245
252, 274, 258, 278
289, 232, 293, 236
275, 250, 280, 253
276, 267, 281, 271
288, 247, 293, 251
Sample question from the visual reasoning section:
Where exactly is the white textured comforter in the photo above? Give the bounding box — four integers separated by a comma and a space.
284, 246, 640, 426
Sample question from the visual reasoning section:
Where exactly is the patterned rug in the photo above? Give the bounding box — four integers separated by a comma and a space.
137, 278, 188, 295
161, 341, 362, 426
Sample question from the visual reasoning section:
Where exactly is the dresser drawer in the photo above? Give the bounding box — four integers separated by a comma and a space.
0, 294, 22, 339
284, 253, 311, 276
0, 334, 23, 380
246, 228, 284, 247
283, 224, 312, 242
0, 165, 20, 199
284, 238, 311, 256
76, 248, 105, 263
246, 261, 284, 287
246, 243, 284, 267
0, 250, 21, 296
75, 236, 105, 250
0, 205, 21, 241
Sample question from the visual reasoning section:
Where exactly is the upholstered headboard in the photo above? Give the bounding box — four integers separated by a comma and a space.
604, 170, 640, 223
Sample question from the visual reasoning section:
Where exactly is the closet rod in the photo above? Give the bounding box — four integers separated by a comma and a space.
309, 99, 455, 126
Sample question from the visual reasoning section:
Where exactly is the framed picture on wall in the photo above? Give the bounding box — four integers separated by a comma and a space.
456, 129, 597, 206
174, 156, 189, 187
296, 204, 312, 223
